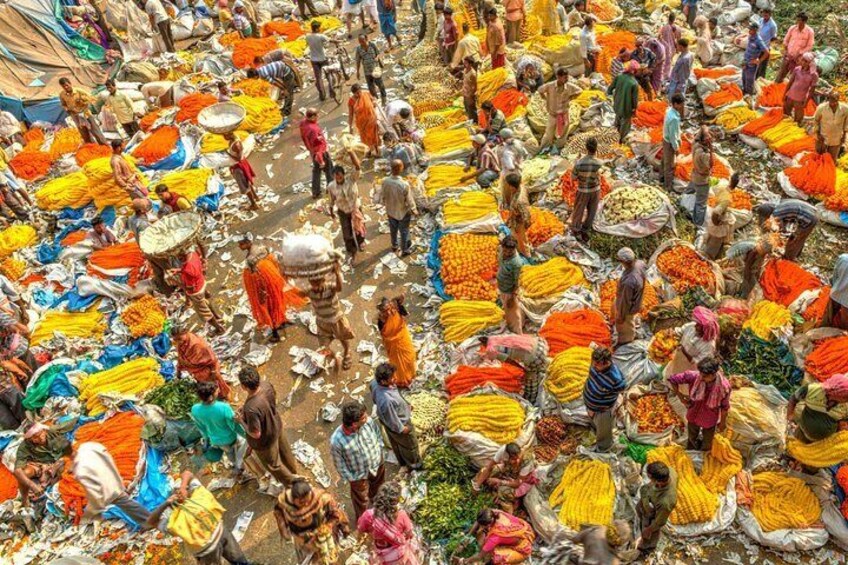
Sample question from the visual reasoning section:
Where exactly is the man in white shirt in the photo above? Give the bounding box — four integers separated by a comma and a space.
141, 0, 175, 52
580, 16, 601, 76
328, 150, 364, 258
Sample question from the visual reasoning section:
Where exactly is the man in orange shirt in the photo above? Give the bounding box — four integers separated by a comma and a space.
503, 0, 524, 44
485, 8, 506, 69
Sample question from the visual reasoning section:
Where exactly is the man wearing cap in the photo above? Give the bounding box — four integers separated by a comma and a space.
756, 8, 778, 78
743, 22, 768, 95
776, 12, 815, 83
614, 247, 646, 346
462, 134, 501, 188
497, 235, 524, 334
14, 419, 77, 507
538, 67, 580, 155
783, 52, 818, 126
607, 60, 640, 143
814, 92, 848, 161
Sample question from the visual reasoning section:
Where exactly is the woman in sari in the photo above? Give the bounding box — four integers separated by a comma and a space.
348, 84, 382, 157
458, 509, 535, 564
239, 234, 306, 343
657, 13, 681, 81
172, 325, 231, 399
357, 482, 420, 565
377, 295, 416, 388
664, 306, 719, 378
275, 479, 350, 565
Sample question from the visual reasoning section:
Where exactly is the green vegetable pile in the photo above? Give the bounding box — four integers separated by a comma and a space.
423, 440, 475, 485
144, 378, 200, 420
415, 482, 494, 542
724, 329, 803, 397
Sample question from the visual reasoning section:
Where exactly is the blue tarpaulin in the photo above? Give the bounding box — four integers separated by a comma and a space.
196, 178, 226, 212
0, 95, 67, 125
138, 139, 188, 172
103, 447, 171, 529
10, 0, 105, 62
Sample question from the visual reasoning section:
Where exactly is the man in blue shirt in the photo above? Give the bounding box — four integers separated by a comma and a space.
666, 38, 692, 100
247, 59, 298, 117
743, 22, 768, 95
370, 363, 422, 470
756, 8, 778, 78
582, 347, 626, 452
661, 93, 684, 192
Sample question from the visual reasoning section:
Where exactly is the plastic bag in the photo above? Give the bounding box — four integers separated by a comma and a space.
613, 340, 660, 387
594, 185, 676, 238
280, 233, 336, 268
725, 384, 787, 456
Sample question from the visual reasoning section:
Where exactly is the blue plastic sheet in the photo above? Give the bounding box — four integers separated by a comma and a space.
195, 179, 226, 212
103, 447, 171, 530
0, 436, 12, 452
62, 288, 100, 312
152, 332, 171, 356
48, 372, 78, 398
159, 360, 176, 381
97, 341, 148, 369
139, 139, 187, 172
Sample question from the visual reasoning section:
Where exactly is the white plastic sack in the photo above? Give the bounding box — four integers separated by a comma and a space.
613, 340, 660, 387
725, 383, 787, 456
192, 17, 214, 37
594, 185, 676, 238
523, 487, 566, 544
256, 0, 296, 16
280, 233, 336, 267
816, 202, 848, 229
446, 386, 539, 467
738, 133, 768, 150
171, 12, 195, 41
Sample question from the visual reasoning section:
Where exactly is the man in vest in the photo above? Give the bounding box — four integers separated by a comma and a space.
147, 470, 250, 564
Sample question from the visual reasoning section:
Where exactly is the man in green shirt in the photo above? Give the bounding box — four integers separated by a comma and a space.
607, 60, 640, 143
14, 419, 76, 506
497, 235, 524, 334
190, 381, 247, 478
637, 461, 678, 553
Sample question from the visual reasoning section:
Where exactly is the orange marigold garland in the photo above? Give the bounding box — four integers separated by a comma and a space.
806, 336, 848, 382
599, 279, 659, 319
75, 143, 111, 167
540, 309, 612, 355
656, 246, 716, 294
632, 100, 668, 129
9, 149, 52, 181
784, 152, 836, 198
526, 208, 564, 245
559, 169, 612, 205
175, 93, 217, 123
708, 189, 752, 210
262, 20, 305, 39
139, 109, 164, 132
132, 126, 180, 165
232, 37, 279, 69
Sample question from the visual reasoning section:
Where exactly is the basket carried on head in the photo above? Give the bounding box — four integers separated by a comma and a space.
198, 102, 246, 134
139, 211, 204, 259
279, 233, 343, 279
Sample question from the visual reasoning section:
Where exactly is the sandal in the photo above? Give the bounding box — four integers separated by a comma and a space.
342, 355, 353, 370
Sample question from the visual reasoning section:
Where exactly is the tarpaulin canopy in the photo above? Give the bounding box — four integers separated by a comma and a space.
10, 0, 106, 61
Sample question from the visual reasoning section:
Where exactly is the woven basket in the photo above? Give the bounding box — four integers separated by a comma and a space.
198, 102, 246, 134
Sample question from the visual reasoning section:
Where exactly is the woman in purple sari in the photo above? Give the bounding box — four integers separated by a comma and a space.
645, 37, 667, 94
658, 12, 681, 81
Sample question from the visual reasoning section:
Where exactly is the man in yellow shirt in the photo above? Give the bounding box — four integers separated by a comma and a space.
58, 77, 106, 144
103, 79, 140, 137
814, 91, 848, 161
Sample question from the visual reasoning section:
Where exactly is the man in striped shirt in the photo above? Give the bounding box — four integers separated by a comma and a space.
307, 261, 355, 371
330, 401, 385, 520
582, 347, 626, 452
461, 134, 501, 188
248, 59, 298, 117
570, 136, 602, 243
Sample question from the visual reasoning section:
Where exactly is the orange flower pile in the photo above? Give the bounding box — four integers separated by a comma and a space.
774, 135, 817, 158
708, 189, 752, 210
233, 78, 272, 97
9, 149, 52, 181
526, 207, 564, 245
596, 31, 636, 75
757, 82, 817, 115
219, 31, 241, 47
491, 88, 529, 118
58, 412, 144, 520
439, 233, 499, 301
75, 143, 111, 167
540, 309, 612, 355
760, 259, 822, 306
694, 67, 738, 80
805, 336, 848, 382
89, 241, 147, 285
23, 127, 44, 145
741, 108, 784, 137
631, 394, 683, 433
0, 462, 17, 503
632, 100, 668, 129
802, 287, 830, 324
49, 127, 83, 159
445, 363, 525, 398
139, 109, 163, 132
61, 230, 88, 247
656, 246, 716, 294
559, 168, 611, 205
232, 37, 279, 68
132, 125, 180, 165
262, 20, 305, 39
704, 83, 743, 108
175, 92, 217, 123
784, 152, 836, 198
825, 190, 848, 212
675, 156, 731, 181
589, 0, 619, 21
598, 279, 659, 319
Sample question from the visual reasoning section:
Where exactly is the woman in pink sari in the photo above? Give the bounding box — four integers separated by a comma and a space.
458, 508, 534, 564
658, 13, 681, 81
357, 482, 420, 565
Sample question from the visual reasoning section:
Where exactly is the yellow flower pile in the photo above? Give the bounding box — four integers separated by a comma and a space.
519, 257, 586, 299
200, 130, 249, 154
83, 156, 150, 209
715, 106, 760, 130
545, 346, 592, 402
154, 168, 215, 202
742, 300, 792, 340
410, 82, 458, 114
78, 357, 164, 416
700, 434, 743, 494
726, 387, 784, 442
121, 295, 167, 338
520, 158, 551, 187
447, 393, 525, 444
232, 78, 272, 97
310, 15, 344, 32
30, 310, 106, 346
424, 164, 475, 196
419, 107, 466, 130
440, 300, 504, 343
751, 472, 821, 532
646, 445, 719, 525
0, 225, 37, 258
0, 256, 26, 281
443, 191, 498, 225
760, 119, 808, 150
787, 430, 848, 468
549, 459, 615, 529
423, 128, 473, 158
477, 67, 510, 103
48, 127, 83, 159
572, 89, 608, 108
528, 34, 573, 53
232, 95, 282, 134
35, 171, 93, 210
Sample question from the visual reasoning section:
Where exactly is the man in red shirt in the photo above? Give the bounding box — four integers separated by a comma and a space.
299, 108, 334, 200
179, 248, 226, 335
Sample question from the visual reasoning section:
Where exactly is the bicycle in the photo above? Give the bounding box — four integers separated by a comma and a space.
322, 41, 353, 104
